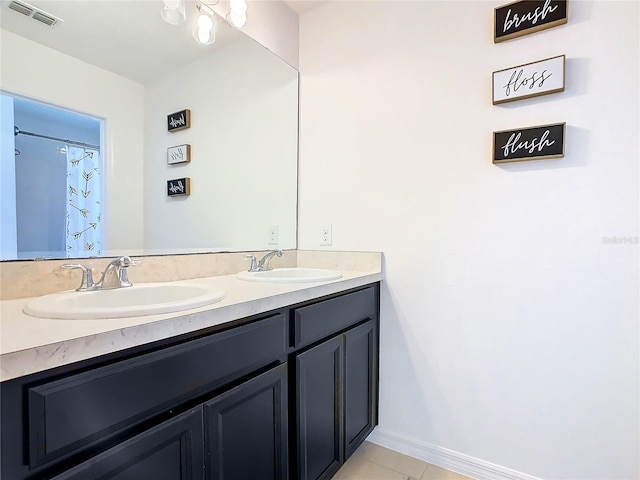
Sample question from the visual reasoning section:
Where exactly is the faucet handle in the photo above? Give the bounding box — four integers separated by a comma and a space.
117, 256, 141, 268
108, 256, 140, 267
243, 254, 259, 272
61, 264, 95, 291
113, 256, 140, 288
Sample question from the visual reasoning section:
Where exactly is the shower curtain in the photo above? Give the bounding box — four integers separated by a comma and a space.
65, 146, 102, 257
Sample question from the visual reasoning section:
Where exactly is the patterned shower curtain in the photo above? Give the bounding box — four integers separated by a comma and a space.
65, 146, 102, 257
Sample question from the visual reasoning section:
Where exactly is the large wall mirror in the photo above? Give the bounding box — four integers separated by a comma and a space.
0, 0, 298, 261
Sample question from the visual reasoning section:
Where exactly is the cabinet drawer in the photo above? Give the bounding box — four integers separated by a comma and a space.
293, 288, 376, 348
51, 407, 204, 480
28, 313, 287, 469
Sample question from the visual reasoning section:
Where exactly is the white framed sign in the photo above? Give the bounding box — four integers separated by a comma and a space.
167, 144, 191, 165
493, 55, 565, 105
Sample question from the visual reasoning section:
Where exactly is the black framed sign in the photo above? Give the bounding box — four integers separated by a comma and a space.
167, 178, 191, 196
167, 109, 191, 132
494, 0, 568, 43
493, 122, 565, 163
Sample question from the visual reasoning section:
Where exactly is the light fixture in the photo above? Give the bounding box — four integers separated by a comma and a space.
161, 0, 228, 45
227, 0, 247, 28
193, 3, 215, 45
161, 0, 186, 25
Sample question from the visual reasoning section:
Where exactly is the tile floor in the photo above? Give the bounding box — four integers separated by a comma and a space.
332, 441, 472, 480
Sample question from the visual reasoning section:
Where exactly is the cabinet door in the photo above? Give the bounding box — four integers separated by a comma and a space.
204, 364, 288, 480
344, 319, 378, 458
296, 336, 344, 480
51, 407, 204, 480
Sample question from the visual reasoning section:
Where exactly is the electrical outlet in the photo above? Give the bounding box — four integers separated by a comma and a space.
268, 225, 279, 245
320, 224, 332, 246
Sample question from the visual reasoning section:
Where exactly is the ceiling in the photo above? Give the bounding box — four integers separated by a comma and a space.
0, 0, 326, 85
283, 1, 328, 14
0, 0, 242, 84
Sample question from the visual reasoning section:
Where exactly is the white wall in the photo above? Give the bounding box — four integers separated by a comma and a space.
298, 2, 639, 479
143, 37, 298, 252
0, 29, 145, 253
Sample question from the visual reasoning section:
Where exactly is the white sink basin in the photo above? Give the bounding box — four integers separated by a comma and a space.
23, 283, 226, 320
236, 268, 343, 283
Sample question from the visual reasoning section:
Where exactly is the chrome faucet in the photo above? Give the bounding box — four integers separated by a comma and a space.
243, 250, 283, 272
62, 256, 141, 291
257, 249, 283, 271
96, 256, 140, 289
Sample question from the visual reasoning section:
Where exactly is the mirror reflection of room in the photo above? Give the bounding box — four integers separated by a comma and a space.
0, 0, 298, 261
1, 93, 103, 260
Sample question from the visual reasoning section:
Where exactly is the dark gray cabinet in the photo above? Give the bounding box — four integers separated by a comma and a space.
50, 407, 205, 480
49, 364, 289, 480
27, 314, 288, 470
1, 283, 379, 480
344, 320, 378, 458
296, 335, 345, 480
204, 364, 288, 480
295, 320, 378, 480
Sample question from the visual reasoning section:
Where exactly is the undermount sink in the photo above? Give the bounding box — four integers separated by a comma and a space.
23, 283, 226, 320
236, 268, 343, 283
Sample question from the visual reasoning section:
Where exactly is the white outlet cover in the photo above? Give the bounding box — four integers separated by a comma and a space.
320, 224, 332, 246
268, 225, 279, 245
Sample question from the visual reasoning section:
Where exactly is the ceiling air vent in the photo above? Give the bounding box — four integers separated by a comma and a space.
31, 10, 58, 26
8, 0, 33, 16
7, 0, 63, 27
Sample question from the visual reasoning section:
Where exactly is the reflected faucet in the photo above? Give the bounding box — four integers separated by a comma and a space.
62, 256, 141, 291
243, 250, 283, 272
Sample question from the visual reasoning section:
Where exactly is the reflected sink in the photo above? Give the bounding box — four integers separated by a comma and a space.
236, 268, 343, 283
24, 283, 226, 320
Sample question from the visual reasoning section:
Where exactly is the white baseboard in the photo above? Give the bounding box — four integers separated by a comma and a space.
367, 429, 542, 480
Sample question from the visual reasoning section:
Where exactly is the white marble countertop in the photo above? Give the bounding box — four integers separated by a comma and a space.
1, 269, 382, 382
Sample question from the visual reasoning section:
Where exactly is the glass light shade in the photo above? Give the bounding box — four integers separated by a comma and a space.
193, 12, 215, 45
197, 13, 214, 30
229, 0, 248, 13
228, 9, 247, 28
161, 0, 186, 25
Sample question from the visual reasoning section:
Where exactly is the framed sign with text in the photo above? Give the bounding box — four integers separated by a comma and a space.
494, 0, 568, 43
167, 178, 191, 196
167, 144, 191, 165
167, 109, 191, 132
493, 55, 565, 104
493, 122, 565, 163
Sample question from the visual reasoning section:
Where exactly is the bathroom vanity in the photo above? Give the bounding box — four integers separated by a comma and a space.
0, 267, 381, 480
